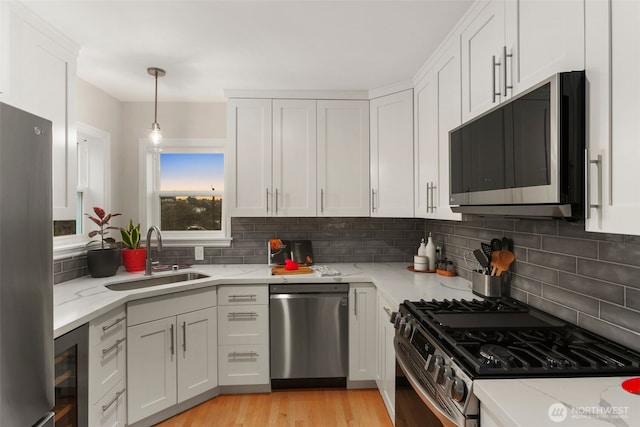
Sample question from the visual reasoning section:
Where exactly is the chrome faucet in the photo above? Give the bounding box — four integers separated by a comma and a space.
145, 225, 163, 276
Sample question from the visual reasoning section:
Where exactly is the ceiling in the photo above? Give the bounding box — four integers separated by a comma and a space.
22, 0, 473, 103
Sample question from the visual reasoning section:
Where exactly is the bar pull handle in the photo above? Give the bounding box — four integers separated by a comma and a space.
353, 288, 358, 317
182, 321, 186, 352
503, 46, 513, 96
383, 307, 392, 318
585, 148, 602, 219
229, 294, 257, 302
102, 317, 125, 332
101, 389, 126, 412
320, 188, 324, 214
371, 189, 376, 212
228, 351, 259, 359
430, 183, 437, 213
266, 188, 269, 213
275, 188, 279, 214
426, 183, 430, 213
227, 312, 258, 319
492, 55, 501, 103
102, 338, 126, 356
170, 324, 175, 356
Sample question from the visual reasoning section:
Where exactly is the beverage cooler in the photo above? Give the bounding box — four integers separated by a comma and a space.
54, 324, 88, 427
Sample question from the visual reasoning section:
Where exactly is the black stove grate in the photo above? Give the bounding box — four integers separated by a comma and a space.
401, 297, 640, 378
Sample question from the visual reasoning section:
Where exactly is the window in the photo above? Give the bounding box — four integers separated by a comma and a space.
141, 139, 230, 245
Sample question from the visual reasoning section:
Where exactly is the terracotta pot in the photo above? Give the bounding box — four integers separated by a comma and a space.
87, 247, 121, 278
122, 248, 147, 272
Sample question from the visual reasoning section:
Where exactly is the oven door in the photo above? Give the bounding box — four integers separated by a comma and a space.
394, 336, 477, 427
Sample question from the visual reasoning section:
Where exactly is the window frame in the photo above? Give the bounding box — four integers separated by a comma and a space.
139, 138, 231, 247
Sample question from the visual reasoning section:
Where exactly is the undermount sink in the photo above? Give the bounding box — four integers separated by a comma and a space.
105, 272, 210, 291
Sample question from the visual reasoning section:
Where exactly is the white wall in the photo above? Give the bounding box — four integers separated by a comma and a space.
77, 79, 227, 224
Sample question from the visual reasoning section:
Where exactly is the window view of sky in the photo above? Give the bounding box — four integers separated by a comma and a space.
160, 153, 224, 192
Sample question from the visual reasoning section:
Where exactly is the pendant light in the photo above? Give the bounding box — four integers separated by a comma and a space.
147, 67, 166, 145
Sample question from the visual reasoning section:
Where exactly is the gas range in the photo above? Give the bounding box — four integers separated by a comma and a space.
392, 297, 640, 426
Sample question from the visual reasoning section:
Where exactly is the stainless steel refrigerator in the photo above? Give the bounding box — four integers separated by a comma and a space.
0, 102, 55, 426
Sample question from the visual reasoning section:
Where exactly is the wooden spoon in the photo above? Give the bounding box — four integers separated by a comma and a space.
491, 250, 515, 276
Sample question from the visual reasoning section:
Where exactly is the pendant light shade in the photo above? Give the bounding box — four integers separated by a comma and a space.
147, 67, 165, 145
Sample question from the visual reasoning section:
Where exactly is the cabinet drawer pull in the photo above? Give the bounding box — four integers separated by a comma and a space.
585, 148, 602, 219
228, 294, 257, 302
101, 388, 126, 412
353, 288, 358, 317
102, 338, 126, 356
227, 312, 258, 319
102, 317, 125, 332
228, 351, 259, 359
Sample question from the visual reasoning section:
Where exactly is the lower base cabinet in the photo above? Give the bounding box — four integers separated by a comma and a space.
377, 293, 396, 422
218, 344, 270, 385
91, 378, 126, 427
127, 288, 217, 425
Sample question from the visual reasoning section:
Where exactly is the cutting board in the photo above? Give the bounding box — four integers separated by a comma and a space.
271, 266, 314, 275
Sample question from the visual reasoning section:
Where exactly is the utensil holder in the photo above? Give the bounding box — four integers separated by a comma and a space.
472, 270, 510, 298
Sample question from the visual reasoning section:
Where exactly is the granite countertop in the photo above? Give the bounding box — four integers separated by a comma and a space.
53, 262, 640, 427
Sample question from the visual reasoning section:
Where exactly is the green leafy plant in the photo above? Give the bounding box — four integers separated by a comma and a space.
120, 220, 142, 250
86, 206, 121, 250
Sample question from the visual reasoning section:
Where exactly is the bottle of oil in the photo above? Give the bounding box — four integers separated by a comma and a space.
426, 233, 436, 271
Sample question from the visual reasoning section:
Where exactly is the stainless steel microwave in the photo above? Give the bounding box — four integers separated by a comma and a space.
449, 71, 585, 219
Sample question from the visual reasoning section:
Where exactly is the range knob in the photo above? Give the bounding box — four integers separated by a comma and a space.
439, 366, 453, 385
427, 354, 443, 374
401, 321, 412, 338
432, 356, 445, 382
390, 311, 399, 324
449, 377, 467, 402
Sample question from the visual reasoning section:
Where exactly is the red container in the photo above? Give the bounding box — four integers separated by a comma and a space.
121, 248, 147, 272
622, 378, 640, 395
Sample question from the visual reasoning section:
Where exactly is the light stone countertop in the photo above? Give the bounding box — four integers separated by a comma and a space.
53, 262, 474, 338
53, 262, 640, 427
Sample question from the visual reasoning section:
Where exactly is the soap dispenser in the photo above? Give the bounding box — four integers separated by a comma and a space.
426, 233, 436, 271
418, 239, 427, 256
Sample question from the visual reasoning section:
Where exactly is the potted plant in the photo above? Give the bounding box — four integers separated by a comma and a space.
120, 220, 147, 272
86, 206, 121, 278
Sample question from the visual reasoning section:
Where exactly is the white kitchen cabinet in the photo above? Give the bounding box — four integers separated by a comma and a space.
272, 99, 317, 216
414, 39, 462, 221
90, 378, 126, 427
585, 0, 640, 235
7, 1, 78, 221
227, 99, 316, 216
127, 316, 176, 423
217, 285, 269, 386
461, 0, 583, 121
227, 98, 273, 216
127, 287, 217, 424
0, 2, 8, 100
376, 293, 396, 422
88, 306, 127, 427
370, 89, 414, 217
317, 100, 370, 217
348, 283, 377, 382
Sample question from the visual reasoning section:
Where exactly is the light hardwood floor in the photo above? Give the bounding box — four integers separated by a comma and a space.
154, 389, 393, 427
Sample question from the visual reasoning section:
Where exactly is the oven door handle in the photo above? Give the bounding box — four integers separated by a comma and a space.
394, 336, 460, 427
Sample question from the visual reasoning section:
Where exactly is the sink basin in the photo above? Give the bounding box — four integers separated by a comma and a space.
105, 272, 210, 291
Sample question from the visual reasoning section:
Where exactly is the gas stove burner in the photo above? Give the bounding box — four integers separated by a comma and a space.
479, 344, 513, 369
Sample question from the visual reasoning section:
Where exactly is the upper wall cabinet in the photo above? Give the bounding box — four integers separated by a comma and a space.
461, 0, 584, 121
585, 0, 640, 235
228, 97, 369, 217
414, 39, 462, 221
272, 99, 317, 216
5, 1, 78, 221
227, 98, 273, 217
317, 100, 370, 217
370, 89, 414, 218
0, 2, 7, 100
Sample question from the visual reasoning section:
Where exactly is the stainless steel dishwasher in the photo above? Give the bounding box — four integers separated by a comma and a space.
269, 283, 349, 389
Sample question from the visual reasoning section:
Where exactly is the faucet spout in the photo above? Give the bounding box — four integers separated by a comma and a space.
145, 226, 163, 276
